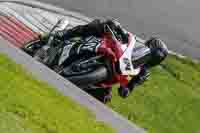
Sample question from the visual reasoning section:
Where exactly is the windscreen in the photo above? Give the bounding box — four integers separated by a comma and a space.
131, 37, 151, 68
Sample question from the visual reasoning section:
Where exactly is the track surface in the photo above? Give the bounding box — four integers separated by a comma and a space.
38, 0, 200, 59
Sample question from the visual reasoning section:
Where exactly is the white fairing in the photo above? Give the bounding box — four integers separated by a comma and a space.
119, 36, 141, 76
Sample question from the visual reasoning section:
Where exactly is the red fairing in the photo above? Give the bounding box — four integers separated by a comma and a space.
97, 32, 134, 88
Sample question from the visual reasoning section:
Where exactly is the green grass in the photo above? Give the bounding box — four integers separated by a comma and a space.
109, 55, 200, 133
0, 54, 115, 133
1, 51, 199, 133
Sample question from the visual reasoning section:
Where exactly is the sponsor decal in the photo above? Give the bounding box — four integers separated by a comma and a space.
78, 36, 101, 53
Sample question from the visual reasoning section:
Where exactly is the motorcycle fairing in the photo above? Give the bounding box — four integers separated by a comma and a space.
59, 36, 101, 65
119, 34, 141, 76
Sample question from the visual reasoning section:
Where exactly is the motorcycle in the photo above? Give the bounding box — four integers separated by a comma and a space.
22, 18, 149, 88
22, 19, 113, 88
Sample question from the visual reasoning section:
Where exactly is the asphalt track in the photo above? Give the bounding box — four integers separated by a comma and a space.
38, 0, 200, 60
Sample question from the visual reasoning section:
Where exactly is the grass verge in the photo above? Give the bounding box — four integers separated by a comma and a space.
109, 54, 200, 133
0, 54, 115, 133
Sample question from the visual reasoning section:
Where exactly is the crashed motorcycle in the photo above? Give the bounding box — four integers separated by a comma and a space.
22, 18, 150, 88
